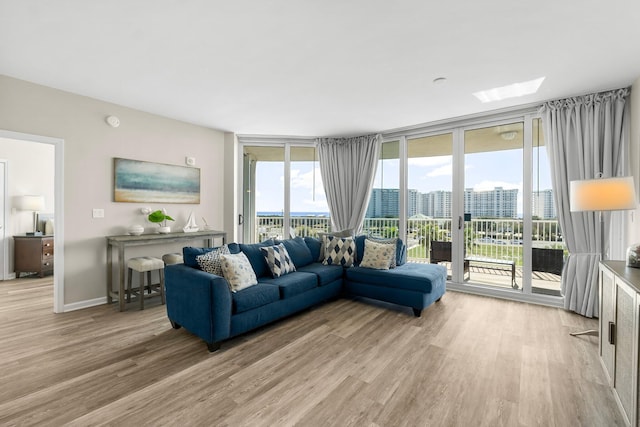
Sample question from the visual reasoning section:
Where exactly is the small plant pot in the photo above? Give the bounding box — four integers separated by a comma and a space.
158, 226, 171, 234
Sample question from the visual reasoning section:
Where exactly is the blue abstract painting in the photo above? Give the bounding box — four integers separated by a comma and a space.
114, 158, 200, 203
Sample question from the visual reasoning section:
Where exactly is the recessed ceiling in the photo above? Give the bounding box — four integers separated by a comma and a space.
1, 1, 639, 137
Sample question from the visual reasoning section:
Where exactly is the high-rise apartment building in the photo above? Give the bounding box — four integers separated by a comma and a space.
532, 189, 556, 219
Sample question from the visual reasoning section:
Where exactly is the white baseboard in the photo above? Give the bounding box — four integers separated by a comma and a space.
63, 296, 107, 312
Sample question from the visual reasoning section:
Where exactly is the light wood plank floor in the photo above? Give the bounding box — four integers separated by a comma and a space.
0, 277, 625, 426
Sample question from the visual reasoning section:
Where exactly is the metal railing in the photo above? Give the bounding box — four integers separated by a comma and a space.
256, 216, 565, 266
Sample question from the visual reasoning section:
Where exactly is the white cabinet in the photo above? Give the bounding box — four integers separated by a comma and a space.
599, 261, 640, 427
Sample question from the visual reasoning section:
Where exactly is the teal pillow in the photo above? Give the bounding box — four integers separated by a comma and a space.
282, 236, 314, 267
304, 237, 322, 261
239, 239, 275, 278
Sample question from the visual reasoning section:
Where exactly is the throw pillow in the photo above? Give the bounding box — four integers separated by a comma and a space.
318, 229, 354, 262
196, 244, 230, 276
281, 236, 314, 267
360, 238, 395, 270
220, 252, 258, 292
367, 236, 398, 268
260, 243, 297, 278
238, 239, 275, 278
323, 236, 356, 267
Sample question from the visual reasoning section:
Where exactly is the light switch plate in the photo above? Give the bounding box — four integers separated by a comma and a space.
92, 208, 104, 218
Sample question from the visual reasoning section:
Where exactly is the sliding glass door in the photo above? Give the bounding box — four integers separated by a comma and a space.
462, 122, 524, 290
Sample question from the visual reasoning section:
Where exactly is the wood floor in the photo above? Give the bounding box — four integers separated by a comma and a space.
0, 276, 625, 426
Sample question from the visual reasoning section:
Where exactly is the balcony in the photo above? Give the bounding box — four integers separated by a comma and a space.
256, 216, 564, 294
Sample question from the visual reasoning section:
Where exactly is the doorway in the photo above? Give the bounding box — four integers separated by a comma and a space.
0, 130, 64, 313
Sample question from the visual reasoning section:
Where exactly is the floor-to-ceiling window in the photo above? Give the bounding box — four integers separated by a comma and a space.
239, 109, 564, 305
241, 142, 329, 243
362, 112, 563, 304
364, 140, 400, 238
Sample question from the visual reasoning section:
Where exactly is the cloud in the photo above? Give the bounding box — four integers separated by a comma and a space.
427, 163, 452, 177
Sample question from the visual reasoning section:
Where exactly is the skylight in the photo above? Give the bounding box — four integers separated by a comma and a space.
473, 77, 545, 103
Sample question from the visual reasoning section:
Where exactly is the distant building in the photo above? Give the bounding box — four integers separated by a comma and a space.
422, 190, 452, 218
464, 187, 518, 219
533, 189, 556, 219
366, 188, 399, 218
367, 186, 524, 219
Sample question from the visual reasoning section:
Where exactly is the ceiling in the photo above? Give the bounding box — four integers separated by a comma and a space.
1, 1, 639, 137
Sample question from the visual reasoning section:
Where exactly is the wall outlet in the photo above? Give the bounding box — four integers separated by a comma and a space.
92, 208, 104, 218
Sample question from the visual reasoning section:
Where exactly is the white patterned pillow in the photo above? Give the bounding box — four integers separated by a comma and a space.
196, 244, 230, 276
367, 236, 398, 268
323, 236, 356, 267
360, 238, 395, 270
317, 229, 354, 262
220, 252, 258, 292
260, 243, 296, 278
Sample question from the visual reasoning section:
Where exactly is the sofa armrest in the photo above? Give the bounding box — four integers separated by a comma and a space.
165, 264, 232, 343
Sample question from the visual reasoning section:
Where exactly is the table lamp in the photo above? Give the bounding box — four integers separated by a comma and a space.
15, 195, 45, 236
569, 175, 636, 337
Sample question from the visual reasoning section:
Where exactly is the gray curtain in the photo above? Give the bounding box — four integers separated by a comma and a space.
316, 134, 381, 233
540, 88, 630, 317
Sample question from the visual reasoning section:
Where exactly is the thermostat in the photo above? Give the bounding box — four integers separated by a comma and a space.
186, 157, 196, 166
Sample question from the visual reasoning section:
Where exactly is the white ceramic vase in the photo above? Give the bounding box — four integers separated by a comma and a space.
158, 226, 171, 234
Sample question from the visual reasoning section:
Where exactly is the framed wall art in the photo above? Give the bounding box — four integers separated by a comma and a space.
113, 158, 200, 204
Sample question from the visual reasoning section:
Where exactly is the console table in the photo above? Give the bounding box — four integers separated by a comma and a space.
107, 230, 226, 311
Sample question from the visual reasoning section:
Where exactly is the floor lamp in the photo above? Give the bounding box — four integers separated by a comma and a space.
568, 175, 636, 337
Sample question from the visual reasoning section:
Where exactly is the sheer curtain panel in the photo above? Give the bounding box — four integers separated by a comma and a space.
540, 88, 630, 317
316, 134, 381, 233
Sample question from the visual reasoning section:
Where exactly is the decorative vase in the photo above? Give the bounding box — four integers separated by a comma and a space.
158, 226, 171, 234
127, 225, 144, 236
626, 243, 640, 268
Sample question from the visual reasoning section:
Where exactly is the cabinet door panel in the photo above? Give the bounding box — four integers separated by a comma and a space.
600, 267, 615, 383
615, 279, 635, 424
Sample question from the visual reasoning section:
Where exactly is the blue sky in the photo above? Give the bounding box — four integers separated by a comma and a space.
254, 147, 553, 214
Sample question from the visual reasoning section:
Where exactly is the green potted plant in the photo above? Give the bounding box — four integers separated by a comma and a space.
148, 209, 175, 234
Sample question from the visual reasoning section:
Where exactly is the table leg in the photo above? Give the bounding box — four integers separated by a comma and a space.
106, 244, 113, 304
118, 245, 126, 312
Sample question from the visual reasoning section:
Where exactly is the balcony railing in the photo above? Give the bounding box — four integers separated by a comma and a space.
256, 216, 565, 267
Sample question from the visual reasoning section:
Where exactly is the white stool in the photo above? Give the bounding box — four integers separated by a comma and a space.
127, 256, 165, 310
162, 253, 184, 265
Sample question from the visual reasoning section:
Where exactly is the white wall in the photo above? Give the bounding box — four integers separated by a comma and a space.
0, 75, 228, 307
629, 76, 640, 246
0, 137, 55, 271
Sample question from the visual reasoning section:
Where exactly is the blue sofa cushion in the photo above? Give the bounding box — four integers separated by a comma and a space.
345, 263, 446, 293
296, 263, 344, 286
304, 237, 322, 262
355, 235, 406, 267
232, 283, 281, 314
281, 236, 314, 268
259, 271, 318, 298
184, 244, 240, 269
239, 239, 275, 278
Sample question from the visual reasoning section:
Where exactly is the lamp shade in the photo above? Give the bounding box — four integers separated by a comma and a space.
15, 195, 45, 211
570, 176, 636, 212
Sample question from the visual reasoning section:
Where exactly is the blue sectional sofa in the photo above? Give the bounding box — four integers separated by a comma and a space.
165, 236, 446, 351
